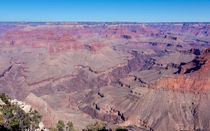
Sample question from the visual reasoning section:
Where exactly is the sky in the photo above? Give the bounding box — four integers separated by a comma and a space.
0, 0, 209, 22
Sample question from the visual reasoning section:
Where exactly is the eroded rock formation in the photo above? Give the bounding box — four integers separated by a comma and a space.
0, 22, 209, 130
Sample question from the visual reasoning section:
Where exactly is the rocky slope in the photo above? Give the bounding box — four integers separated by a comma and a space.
81, 48, 210, 131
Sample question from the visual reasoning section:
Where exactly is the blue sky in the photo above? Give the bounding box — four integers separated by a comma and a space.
0, 0, 210, 22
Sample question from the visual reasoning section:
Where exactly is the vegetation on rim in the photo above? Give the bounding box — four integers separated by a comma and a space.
0, 93, 42, 131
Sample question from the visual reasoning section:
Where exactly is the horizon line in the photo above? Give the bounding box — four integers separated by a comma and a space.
0, 21, 210, 24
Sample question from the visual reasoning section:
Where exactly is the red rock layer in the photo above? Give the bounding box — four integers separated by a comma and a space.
156, 48, 210, 90
1, 28, 106, 53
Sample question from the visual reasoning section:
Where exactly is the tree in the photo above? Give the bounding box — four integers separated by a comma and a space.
56, 120, 65, 131
28, 110, 42, 130
66, 121, 75, 131
116, 126, 128, 131
50, 120, 76, 131
0, 93, 10, 105
83, 120, 105, 131
0, 93, 42, 131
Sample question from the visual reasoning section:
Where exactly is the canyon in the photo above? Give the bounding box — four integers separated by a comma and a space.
0, 22, 209, 131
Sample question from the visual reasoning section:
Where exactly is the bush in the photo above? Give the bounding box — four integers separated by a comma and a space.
0, 93, 10, 105
116, 126, 128, 131
0, 93, 42, 131
66, 121, 75, 131
56, 120, 65, 131
50, 120, 76, 131
83, 120, 110, 131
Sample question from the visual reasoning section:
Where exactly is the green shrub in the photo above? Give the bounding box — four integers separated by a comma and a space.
56, 120, 65, 131
0, 93, 10, 105
66, 121, 75, 131
0, 93, 42, 131
50, 120, 75, 131
83, 120, 106, 131
116, 126, 128, 131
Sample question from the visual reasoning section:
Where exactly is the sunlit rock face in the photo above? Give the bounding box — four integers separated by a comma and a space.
0, 22, 209, 130
156, 48, 210, 90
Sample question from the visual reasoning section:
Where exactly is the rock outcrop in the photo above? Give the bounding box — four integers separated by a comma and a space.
157, 48, 210, 90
